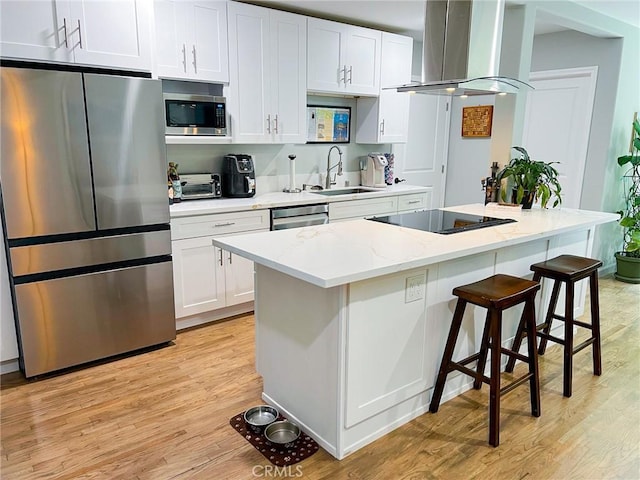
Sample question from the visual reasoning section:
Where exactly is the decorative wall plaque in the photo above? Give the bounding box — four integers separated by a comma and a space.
462, 105, 494, 137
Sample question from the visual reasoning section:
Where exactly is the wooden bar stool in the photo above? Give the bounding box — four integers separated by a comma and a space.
429, 274, 541, 447
506, 255, 603, 398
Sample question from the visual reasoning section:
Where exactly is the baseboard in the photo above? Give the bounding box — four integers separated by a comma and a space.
176, 302, 254, 331
1, 359, 19, 375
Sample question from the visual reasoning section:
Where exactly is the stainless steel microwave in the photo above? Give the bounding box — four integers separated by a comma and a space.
163, 93, 227, 136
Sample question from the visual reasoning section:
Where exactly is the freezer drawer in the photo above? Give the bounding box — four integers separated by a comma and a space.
10, 229, 171, 277
15, 261, 176, 377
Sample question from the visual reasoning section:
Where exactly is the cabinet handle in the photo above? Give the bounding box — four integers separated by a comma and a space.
348, 65, 353, 84
408, 200, 421, 204
340, 65, 346, 84
380, 119, 385, 135
266, 114, 271, 134
214, 222, 235, 227
218, 249, 223, 266
273, 114, 278, 134
182, 44, 187, 72
192, 45, 197, 73
62, 18, 69, 48
228, 251, 233, 264
77, 19, 83, 49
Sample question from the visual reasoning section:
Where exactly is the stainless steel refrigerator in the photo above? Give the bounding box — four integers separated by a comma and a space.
0, 66, 176, 378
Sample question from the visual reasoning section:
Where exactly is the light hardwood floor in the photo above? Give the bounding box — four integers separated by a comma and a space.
1, 276, 639, 479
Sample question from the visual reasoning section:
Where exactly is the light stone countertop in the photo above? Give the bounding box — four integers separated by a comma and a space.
169, 184, 429, 217
213, 203, 619, 288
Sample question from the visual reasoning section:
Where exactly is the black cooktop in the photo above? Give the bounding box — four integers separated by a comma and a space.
368, 209, 516, 235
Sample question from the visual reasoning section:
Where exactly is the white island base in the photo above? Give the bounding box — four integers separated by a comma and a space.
253, 229, 595, 459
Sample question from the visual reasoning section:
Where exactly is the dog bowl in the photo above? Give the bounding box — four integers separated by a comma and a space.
244, 405, 279, 434
264, 420, 301, 447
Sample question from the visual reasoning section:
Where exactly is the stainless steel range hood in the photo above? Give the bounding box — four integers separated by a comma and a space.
395, 0, 532, 96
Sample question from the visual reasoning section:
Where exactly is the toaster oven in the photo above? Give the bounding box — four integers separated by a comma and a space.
180, 174, 222, 200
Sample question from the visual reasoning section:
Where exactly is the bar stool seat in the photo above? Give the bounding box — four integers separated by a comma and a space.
429, 274, 541, 447
506, 255, 603, 398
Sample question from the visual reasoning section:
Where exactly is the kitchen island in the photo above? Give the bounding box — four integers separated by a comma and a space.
214, 204, 617, 459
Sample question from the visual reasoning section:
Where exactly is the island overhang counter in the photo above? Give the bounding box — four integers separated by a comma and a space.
213, 204, 618, 458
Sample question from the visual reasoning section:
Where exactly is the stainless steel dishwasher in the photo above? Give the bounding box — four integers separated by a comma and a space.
270, 204, 329, 230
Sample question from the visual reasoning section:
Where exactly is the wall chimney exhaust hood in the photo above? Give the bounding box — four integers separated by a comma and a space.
394, 0, 532, 96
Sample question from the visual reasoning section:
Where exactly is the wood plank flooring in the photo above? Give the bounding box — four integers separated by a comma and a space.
1, 276, 639, 479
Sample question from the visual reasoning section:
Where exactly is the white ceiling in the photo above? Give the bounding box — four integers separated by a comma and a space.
241, 0, 640, 41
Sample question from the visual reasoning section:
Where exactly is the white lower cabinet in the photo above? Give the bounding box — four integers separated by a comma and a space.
329, 192, 428, 222
171, 210, 269, 319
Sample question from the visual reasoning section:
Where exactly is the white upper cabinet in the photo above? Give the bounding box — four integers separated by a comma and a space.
0, 0, 152, 71
227, 2, 306, 144
307, 18, 381, 96
154, 0, 229, 82
355, 32, 413, 143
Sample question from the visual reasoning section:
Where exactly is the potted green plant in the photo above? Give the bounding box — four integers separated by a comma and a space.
614, 116, 640, 283
497, 146, 562, 209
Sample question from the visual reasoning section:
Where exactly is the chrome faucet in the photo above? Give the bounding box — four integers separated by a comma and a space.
326, 145, 343, 189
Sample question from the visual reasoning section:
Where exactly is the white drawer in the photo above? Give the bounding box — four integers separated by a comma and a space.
397, 193, 429, 213
171, 210, 270, 240
329, 196, 398, 221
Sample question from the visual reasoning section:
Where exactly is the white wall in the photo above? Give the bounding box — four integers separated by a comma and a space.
444, 95, 496, 207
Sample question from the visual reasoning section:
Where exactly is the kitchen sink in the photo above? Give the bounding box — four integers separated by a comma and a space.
310, 187, 383, 196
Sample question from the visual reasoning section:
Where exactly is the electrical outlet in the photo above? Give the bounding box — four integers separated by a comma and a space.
405, 274, 425, 303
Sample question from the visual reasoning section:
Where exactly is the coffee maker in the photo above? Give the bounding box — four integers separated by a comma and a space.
360, 153, 388, 188
222, 154, 256, 198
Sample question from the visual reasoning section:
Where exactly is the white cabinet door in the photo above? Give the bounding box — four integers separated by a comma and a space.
228, 3, 305, 144
307, 18, 346, 94
224, 251, 256, 306
190, 1, 228, 82
154, 0, 188, 78
155, 0, 228, 82
344, 25, 380, 95
355, 32, 412, 144
228, 2, 271, 143
269, 10, 306, 144
0, 0, 72, 63
69, 0, 151, 71
307, 18, 380, 96
172, 237, 226, 318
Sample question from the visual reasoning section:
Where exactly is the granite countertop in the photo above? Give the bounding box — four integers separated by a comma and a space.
213, 203, 619, 288
169, 184, 429, 217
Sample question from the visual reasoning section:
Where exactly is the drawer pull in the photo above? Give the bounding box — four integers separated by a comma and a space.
214, 222, 236, 227
408, 200, 421, 204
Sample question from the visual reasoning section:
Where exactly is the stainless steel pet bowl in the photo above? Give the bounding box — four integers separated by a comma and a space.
264, 420, 301, 446
243, 405, 279, 433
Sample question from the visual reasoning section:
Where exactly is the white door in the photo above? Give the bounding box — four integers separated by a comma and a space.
344, 26, 381, 95
190, 1, 228, 82
227, 2, 271, 143
0, 0, 73, 63
269, 10, 306, 144
154, 0, 187, 78
172, 237, 226, 318
224, 251, 256, 306
69, 0, 151, 70
307, 18, 346, 94
393, 96, 450, 209
378, 33, 412, 143
522, 67, 598, 209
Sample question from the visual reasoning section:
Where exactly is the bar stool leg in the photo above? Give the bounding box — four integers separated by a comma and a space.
590, 272, 602, 376
488, 308, 502, 447
563, 281, 574, 397
524, 298, 541, 417
430, 299, 468, 413
474, 310, 492, 390
538, 277, 561, 355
